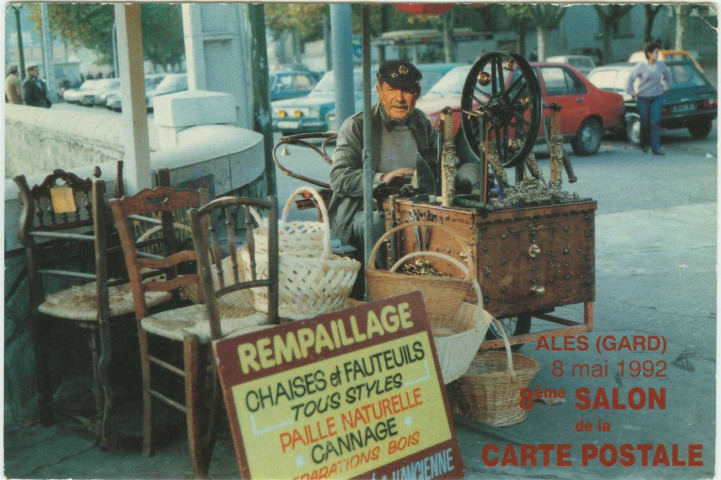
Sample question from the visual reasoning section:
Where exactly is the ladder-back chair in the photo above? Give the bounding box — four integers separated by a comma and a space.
13, 165, 168, 449
187, 195, 280, 474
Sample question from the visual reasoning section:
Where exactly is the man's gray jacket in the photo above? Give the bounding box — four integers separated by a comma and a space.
328, 103, 438, 244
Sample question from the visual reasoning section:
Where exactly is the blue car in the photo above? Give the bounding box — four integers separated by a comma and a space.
271, 63, 463, 135
269, 70, 320, 101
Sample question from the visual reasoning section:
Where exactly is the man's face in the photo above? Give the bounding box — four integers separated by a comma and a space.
376, 82, 417, 121
29, 67, 39, 78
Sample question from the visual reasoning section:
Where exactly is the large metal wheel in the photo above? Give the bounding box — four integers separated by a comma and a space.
485, 314, 532, 351
461, 51, 542, 168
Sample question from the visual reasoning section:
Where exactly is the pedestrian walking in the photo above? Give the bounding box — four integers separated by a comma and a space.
626, 41, 671, 155
22, 65, 52, 108
5, 65, 22, 104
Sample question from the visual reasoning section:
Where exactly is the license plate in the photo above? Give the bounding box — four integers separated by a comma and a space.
671, 103, 697, 113
277, 120, 300, 129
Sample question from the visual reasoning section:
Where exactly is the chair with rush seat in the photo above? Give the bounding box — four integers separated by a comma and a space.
187, 195, 280, 473
110, 188, 279, 477
13, 164, 169, 449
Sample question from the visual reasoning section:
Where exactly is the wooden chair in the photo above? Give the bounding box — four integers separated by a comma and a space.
188, 195, 280, 474
110, 188, 278, 477
13, 165, 168, 449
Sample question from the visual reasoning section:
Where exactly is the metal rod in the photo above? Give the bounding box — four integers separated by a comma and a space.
361, 5, 373, 301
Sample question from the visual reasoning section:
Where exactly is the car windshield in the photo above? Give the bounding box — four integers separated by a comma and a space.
422, 66, 472, 98
310, 70, 373, 96
588, 69, 621, 92
668, 63, 707, 89
157, 75, 187, 90
79, 80, 99, 90
569, 58, 592, 68
97, 79, 120, 89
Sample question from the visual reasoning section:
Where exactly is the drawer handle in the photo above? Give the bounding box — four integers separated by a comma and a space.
530, 285, 546, 297
528, 244, 541, 258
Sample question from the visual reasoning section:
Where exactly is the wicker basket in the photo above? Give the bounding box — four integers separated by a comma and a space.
250, 186, 327, 258
367, 221, 474, 322
242, 189, 360, 320
450, 318, 540, 427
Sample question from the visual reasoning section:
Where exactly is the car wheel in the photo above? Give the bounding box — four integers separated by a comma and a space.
571, 118, 602, 156
485, 315, 532, 351
625, 115, 641, 145
688, 120, 712, 139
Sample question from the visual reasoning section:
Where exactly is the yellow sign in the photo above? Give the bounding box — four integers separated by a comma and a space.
214, 292, 463, 479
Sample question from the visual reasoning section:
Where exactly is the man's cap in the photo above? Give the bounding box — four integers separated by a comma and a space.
376, 60, 422, 95
7, 65, 17, 74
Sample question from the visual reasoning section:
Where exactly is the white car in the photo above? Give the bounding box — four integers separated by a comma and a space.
63, 79, 101, 104
545, 55, 597, 77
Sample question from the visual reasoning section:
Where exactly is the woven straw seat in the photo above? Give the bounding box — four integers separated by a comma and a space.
39, 282, 171, 322
141, 303, 268, 343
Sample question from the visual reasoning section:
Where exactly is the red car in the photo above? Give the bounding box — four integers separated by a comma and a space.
417, 62, 625, 157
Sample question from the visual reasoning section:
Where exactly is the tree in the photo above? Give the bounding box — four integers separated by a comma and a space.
530, 5, 567, 61
27, 3, 185, 69
673, 4, 693, 50
504, 4, 534, 57
265, 4, 328, 64
644, 5, 664, 43
594, 5, 633, 64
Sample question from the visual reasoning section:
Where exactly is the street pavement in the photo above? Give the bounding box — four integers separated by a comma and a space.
4, 116, 717, 479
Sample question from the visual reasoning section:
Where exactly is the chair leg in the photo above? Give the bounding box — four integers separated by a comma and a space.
184, 334, 205, 479
200, 351, 221, 476
139, 328, 154, 457
31, 313, 54, 426
88, 327, 107, 448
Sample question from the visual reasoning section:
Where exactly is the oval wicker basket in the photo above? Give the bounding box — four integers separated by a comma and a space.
366, 221, 474, 322
450, 318, 540, 427
251, 186, 328, 258
242, 187, 360, 320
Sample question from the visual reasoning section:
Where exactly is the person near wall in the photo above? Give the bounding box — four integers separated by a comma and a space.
22, 65, 52, 108
328, 60, 483, 258
5, 65, 22, 105
625, 41, 671, 155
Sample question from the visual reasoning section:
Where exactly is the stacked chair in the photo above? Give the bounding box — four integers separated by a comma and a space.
110, 185, 279, 478
13, 162, 171, 449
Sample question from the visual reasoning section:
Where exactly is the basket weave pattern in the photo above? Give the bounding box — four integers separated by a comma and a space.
366, 221, 474, 322
251, 187, 328, 258
451, 318, 540, 427
243, 186, 360, 321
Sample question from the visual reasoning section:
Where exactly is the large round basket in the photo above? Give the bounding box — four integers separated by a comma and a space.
251, 186, 327, 258
433, 300, 493, 384
450, 318, 540, 427
241, 188, 360, 320
366, 221, 474, 322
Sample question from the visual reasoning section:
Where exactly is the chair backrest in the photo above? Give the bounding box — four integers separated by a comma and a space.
109, 186, 209, 320
189, 196, 279, 340
15, 169, 112, 313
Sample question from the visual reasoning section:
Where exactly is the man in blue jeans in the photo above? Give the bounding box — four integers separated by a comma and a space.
626, 41, 671, 155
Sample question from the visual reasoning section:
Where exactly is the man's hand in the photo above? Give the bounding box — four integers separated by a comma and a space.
380, 167, 414, 185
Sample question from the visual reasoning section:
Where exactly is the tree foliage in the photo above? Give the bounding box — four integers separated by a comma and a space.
644, 5, 664, 43
503, 4, 534, 56
594, 5, 633, 64
265, 4, 328, 43
27, 3, 185, 68
529, 5, 567, 60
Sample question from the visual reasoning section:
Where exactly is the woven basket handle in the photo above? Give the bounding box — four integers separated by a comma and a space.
282, 186, 331, 257
392, 252, 487, 343
490, 317, 516, 378
368, 221, 474, 280
248, 206, 266, 227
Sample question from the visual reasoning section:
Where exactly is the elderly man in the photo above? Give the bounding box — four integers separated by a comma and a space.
328, 60, 482, 254
22, 65, 51, 108
5, 65, 22, 104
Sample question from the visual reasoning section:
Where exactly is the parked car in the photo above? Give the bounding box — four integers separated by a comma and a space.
416, 62, 625, 158
545, 55, 597, 77
628, 49, 704, 73
146, 73, 188, 110
63, 79, 101, 104
106, 75, 167, 112
270, 70, 320, 101
587, 60, 717, 143
271, 63, 463, 135
71, 78, 120, 106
